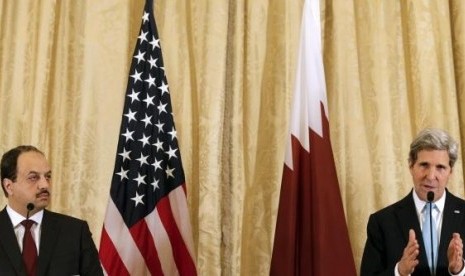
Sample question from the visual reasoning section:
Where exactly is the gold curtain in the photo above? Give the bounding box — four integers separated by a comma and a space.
1, 0, 465, 275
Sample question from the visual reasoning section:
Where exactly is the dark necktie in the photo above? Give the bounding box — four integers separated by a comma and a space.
21, 220, 37, 276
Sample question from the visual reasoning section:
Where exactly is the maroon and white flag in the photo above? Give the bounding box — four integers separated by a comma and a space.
270, 0, 356, 274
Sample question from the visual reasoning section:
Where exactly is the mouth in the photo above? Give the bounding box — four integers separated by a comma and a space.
422, 182, 437, 190
36, 191, 50, 199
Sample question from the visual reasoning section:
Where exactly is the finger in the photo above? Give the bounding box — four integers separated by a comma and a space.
404, 244, 420, 261
405, 241, 418, 255
409, 229, 416, 241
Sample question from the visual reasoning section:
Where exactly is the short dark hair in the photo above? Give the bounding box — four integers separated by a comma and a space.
408, 128, 458, 168
0, 145, 44, 196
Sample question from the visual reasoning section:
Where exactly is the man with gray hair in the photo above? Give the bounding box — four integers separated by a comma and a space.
361, 128, 465, 276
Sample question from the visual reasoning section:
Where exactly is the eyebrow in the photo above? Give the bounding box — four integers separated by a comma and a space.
26, 170, 52, 175
418, 161, 447, 167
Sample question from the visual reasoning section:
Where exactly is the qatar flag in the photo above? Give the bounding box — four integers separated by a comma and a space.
270, 0, 356, 275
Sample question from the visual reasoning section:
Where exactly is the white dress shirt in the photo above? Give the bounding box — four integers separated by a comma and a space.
413, 190, 444, 242
395, 191, 465, 276
6, 205, 44, 254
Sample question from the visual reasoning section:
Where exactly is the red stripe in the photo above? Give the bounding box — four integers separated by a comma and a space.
158, 196, 197, 275
129, 219, 164, 275
99, 227, 130, 276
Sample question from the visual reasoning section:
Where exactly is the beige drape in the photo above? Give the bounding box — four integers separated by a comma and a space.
2, 0, 465, 275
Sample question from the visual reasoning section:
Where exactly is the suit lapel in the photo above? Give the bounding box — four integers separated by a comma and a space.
37, 210, 60, 276
396, 192, 422, 243
438, 191, 465, 267
0, 208, 25, 275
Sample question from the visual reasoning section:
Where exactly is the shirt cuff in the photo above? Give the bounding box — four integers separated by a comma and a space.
395, 262, 410, 276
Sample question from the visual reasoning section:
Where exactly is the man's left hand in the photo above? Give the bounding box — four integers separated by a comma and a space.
448, 233, 464, 274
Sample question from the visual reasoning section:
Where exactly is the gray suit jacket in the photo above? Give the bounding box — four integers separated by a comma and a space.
0, 208, 103, 276
361, 189, 465, 276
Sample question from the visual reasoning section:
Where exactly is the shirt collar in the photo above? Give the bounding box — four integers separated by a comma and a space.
413, 189, 446, 214
6, 205, 44, 227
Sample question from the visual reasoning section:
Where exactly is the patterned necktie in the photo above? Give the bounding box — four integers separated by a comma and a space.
422, 203, 438, 275
21, 220, 37, 276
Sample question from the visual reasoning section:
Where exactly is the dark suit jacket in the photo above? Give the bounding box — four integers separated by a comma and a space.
0, 208, 103, 276
361, 189, 465, 276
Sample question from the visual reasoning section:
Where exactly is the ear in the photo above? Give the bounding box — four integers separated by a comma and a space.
2, 178, 13, 196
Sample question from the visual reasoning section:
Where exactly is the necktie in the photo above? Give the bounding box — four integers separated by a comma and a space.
422, 203, 438, 275
21, 220, 37, 276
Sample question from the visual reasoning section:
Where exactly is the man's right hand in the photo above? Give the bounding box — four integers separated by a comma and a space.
398, 229, 420, 276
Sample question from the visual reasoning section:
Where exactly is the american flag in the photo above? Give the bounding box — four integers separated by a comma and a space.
99, 0, 197, 275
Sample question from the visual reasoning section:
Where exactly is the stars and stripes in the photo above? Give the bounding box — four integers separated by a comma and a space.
99, 0, 197, 275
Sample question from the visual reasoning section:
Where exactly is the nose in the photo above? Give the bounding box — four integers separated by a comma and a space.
426, 167, 437, 180
37, 175, 50, 189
